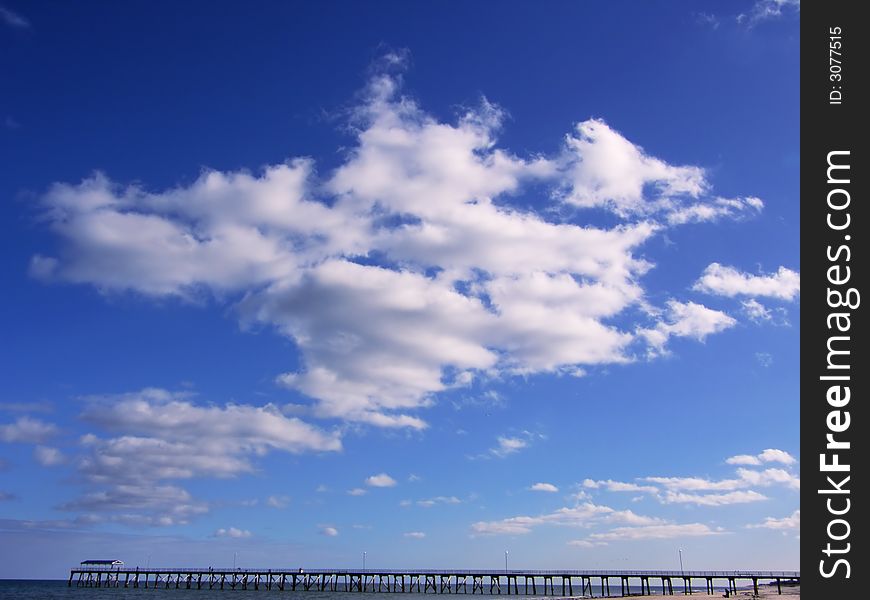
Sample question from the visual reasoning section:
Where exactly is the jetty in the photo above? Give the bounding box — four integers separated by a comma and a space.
69, 567, 800, 596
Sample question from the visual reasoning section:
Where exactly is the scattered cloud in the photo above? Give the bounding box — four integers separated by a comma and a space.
693, 264, 800, 300
694, 12, 720, 29
34, 445, 65, 467
582, 479, 658, 494
754, 352, 774, 367
471, 502, 663, 536
404, 531, 426, 539
639, 300, 736, 355
266, 495, 290, 508
726, 448, 796, 466
416, 496, 462, 507
529, 483, 559, 493
347, 488, 367, 496
320, 526, 339, 537
0, 416, 58, 443
738, 0, 800, 27
587, 523, 723, 541
214, 527, 252, 538
365, 473, 397, 488
57, 388, 340, 525
748, 509, 800, 530
661, 490, 767, 506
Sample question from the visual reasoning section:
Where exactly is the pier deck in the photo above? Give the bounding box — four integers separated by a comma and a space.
69, 567, 799, 596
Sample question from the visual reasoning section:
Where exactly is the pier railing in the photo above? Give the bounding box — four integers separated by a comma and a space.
69, 565, 799, 596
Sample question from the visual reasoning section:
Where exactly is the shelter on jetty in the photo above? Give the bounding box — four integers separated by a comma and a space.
69, 566, 799, 596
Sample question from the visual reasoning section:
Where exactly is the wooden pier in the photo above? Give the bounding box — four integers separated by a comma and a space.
69, 567, 799, 596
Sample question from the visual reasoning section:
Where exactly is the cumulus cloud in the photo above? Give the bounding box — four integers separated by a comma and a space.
529, 483, 559, 493
404, 531, 426, 539
748, 509, 800, 530
0, 416, 58, 443
215, 527, 252, 538
365, 473, 397, 488
693, 264, 800, 300
32, 64, 756, 433
320, 526, 339, 537
347, 488, 367, 496
560, 119, 706, 216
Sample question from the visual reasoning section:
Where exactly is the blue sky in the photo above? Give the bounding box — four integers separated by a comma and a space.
1, 0, 800, 578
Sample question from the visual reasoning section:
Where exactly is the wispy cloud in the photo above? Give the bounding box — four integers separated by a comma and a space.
404, 531, 426, 539
1, 5, 30, 29
748, 509, 800, 530
214, 527, 252, 538
738, 0, 800, 27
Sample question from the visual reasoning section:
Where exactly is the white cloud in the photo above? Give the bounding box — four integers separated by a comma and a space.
693, 264, 800, 300
738, 0, 800, 27
567, 539, 607, 548
215, 527, 252, 538
487, 436, 529, 458
644, 476, 744, 492
529, 483, 559, 493
365, 473, 397, 488
320, 526, 339, 537
560, 119, 706, 217
588, 523, 723, 541
266, 495, 290, 508
749, 509, 800, 530
404, 531, 426, 539
416, 496, 461, 507
726, 448, 796, 466
661, 490, 768, 506
63, 388, 339, 525
666, 196, 763, 225
758, 449, 798, 465
736, 467, 800, 490
0, 416, 58, 443
34, 445, 65, 466
471, 502, 660, 536
639, 300, 736, 355
347, 488, 367, 496
32, 65, 753, 432
582, 479, 658, 494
